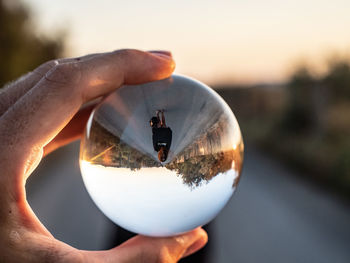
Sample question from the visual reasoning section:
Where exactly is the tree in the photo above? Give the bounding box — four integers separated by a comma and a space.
278, 67, 318, 133
0, 0, 65, 87
323, 59, 350, 102
83, 117, 243, 189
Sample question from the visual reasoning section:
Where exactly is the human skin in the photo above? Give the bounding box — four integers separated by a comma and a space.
0, 49, 208, 263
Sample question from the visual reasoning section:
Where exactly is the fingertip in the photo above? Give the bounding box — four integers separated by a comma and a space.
199, 227, 209, 242
187, 227, 208, 239
149, 51, 176, 71
148, 50, 173, 57
147, 51, 176, 80
120, 49, 175, 84
192, 227, 208, 246
182, 228, 208, 258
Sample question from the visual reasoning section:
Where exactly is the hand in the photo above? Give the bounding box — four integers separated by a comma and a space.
0, 49, 208, 262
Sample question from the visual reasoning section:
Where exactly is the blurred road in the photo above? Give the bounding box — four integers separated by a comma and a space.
207, 146, 350, 263
26, 142, 350, 262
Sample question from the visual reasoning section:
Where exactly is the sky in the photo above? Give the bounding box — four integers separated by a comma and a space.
23, 0, 350, 85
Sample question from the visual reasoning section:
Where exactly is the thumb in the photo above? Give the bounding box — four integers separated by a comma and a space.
83, 227, 208, 262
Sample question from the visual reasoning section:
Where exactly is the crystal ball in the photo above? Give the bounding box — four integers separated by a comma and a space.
79, 74, 244, 237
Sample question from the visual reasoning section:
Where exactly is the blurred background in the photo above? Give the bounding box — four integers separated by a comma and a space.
1, 0, 350, 262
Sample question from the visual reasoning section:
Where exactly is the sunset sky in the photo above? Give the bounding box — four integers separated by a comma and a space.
24, 0, 350, 85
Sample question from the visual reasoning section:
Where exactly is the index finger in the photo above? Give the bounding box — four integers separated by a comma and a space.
0, 49, 175, 188
0, 53, 102, 117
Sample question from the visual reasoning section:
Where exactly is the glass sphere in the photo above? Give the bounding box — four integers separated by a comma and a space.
79, 74, 244, 237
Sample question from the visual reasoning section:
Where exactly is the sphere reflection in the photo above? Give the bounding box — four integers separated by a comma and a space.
79, 74, 244, 236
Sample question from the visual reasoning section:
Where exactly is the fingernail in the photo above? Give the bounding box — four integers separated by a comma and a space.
182, 236, 208, 258
149, 50, 172, 58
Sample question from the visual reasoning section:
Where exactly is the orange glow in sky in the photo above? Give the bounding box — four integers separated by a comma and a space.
24, 0, 350, 85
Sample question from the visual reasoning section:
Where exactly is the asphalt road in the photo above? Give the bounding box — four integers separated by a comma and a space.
206, 146, 350, 263
26, 142, 350, 262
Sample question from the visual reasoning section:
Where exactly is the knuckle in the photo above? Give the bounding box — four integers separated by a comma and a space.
45, 63, 81, 86
34, 60, 59, 76
43, 59, 60, 69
